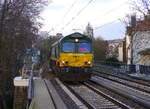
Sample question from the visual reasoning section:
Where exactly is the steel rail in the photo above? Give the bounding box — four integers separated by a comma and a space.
90, 77, 150, 109
64, 83, 96, 109
27, 77, 34, 108
92, 71, 150, 94
44, 80, 58, 109
84, 81, 132, 109
92, 69, 150, 87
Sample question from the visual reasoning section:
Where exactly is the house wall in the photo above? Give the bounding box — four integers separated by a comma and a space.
140, 55, 150, 65
106, 39, 123, 57
125, 35, 132, 64
132, 31, 150, 65
118, 43, 123, 62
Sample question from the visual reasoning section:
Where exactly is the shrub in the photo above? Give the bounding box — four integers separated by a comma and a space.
105, 57, 122, 67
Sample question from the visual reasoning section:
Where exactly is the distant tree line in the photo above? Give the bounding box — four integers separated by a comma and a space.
123, 0, 150, 27
131, 0, 150, 18
37, 34, 108, 63
0, 0, 48, 109
37, 33, 62, 65
93, 37, 108, 61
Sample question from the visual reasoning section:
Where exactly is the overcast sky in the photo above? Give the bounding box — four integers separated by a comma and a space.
40, 0, 132, 40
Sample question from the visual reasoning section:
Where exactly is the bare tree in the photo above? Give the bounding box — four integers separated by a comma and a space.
0, 0, 49, 108
93, 37, 108, 61
122, 0, 150, 64
131, 0, 150, 17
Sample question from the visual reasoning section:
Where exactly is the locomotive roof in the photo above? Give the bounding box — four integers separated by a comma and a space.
51, 32, 92, 47
65, 32, 89, 38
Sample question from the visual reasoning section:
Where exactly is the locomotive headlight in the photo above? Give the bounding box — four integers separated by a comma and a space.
75, 39, 79, 42
85, 61, 91, 65
87, 61, 91, 65
62, 61, 65, 64
62, 61, 68, 64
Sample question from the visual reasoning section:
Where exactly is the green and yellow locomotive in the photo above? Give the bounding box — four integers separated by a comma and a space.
50, 32, 93, 81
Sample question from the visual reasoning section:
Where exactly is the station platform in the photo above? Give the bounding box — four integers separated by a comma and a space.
32, 79, 55, 109
31, 78, 68, 109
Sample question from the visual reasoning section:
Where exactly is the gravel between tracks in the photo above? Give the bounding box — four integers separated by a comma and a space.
93, 76, 150, 101
108, 76, 150, 91
51, 80, 80, 109
88, 80, 146, 109
70, 84, 121, 109
93, 71, 150, 93
93, 70, 150, 86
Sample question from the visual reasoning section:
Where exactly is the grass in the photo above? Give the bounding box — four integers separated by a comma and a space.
94, 66, 115, 72
94, 66, 133, 74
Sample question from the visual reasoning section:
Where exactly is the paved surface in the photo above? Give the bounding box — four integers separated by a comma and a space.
33, 79, 55, 109
45, 80, 68, 109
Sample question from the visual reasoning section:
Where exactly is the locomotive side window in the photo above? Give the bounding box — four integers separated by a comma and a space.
55, 45, 59, 58
62, 43, 75, 52
51, 47, 55, 58
77, 43, 91, 53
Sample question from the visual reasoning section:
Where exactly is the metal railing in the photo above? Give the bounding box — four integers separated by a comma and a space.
94, 61, 149, 74
139, 65, 150, 74
27, 77, 34, 108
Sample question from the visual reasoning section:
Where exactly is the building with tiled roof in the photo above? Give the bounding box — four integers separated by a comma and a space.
125, 15, 150, 66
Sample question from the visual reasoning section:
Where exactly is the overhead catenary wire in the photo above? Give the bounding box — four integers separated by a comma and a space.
94, 20, 118, 30
61, 0, 94, 31
93, 18, 125, 38
61, 0, 129, 32
94, 15, 127, 31
91, 1, 129, 23
54, 0, 129, 35
93, 19, 125, 39
62, 0, 79, 21
91, 1, 129, 30
53, 0, 79, 33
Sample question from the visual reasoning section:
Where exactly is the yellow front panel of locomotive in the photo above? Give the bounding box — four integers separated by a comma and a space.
59, 53, 93, 67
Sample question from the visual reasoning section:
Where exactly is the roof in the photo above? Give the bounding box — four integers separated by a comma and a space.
51, 32, 91, 47
132, 17, 150, 31
138, 48, 150, 55
65, 32, 89, 38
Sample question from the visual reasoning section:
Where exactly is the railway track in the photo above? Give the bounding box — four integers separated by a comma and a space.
64, 82, 130, 109
90, 76, 150, 109
42, 76, 150, 109
43, 79, 69, 109
93, 69, 150, 87
92, 70, 150, 94
44, 80, 58, 109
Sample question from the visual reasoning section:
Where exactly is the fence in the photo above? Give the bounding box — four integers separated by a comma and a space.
27, 77, 34, 108
94, 61, 150, 74
139, 65, 150, 74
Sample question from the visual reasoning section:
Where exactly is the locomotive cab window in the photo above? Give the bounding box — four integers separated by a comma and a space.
62, 42, 75, 52
77, 43, 91, 53
51, 47, 55, 58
